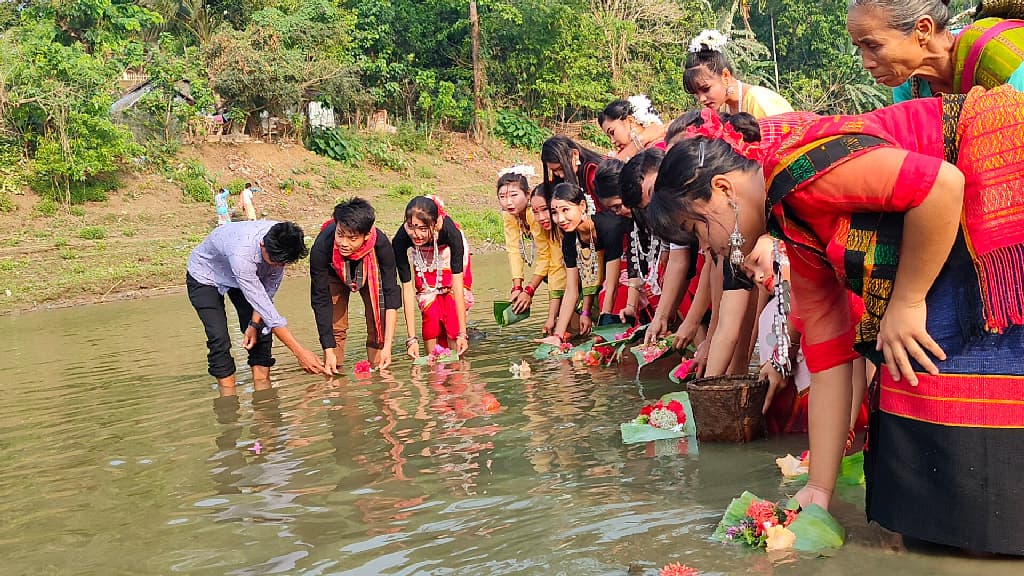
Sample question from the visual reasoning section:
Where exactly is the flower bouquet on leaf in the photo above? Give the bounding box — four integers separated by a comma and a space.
592, 322, 647, 347
776, 450, 865, 486
713, 491, 845, 552
620, 391, 697, 444
533, 338, 594, 360
630, 335, 676, 368
413, 344, 460, 366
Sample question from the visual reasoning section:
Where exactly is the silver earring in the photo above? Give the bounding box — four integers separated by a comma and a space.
726, 84, 736, 97
629, 129, 643, 151
728, 199, 745, 266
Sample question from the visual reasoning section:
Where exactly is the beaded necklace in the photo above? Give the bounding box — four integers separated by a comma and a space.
411, 235, 443, 294
767, 239, 793, 377
517, 214, 535, 267
575, 219, 599, 288
629, 222, 662, 295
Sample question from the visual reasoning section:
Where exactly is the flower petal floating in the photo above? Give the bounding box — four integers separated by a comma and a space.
249, 440, 262, 455
353, 360, 373, 375
775, 454, 809, 478
518, 360, 531, 377
660, 563, 699, 576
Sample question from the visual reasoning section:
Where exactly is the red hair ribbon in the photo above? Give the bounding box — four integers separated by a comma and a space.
683, 108, 762, 162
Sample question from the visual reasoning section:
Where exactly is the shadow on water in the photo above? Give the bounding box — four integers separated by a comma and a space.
1, 253, 1022, 575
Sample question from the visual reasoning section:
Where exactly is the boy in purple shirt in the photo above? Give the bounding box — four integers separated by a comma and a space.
187, 221, 323, 394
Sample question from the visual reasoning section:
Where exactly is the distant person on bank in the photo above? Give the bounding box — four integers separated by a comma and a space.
187, 221, 324, 393
240, 182, 258, 220
310, 198, 401, 373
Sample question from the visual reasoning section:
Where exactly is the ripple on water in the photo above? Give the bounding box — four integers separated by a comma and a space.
3, 257, 1021, 575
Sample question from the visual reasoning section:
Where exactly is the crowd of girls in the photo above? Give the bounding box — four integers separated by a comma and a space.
492, 9, 1024, 555
190, 5, 1024, 557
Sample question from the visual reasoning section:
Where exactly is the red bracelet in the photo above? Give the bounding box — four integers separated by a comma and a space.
523, 285, 536, 297
511, 285, 523, 293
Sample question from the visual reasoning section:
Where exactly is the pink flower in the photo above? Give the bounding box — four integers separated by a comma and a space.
353, 360, 372, 375
660, 563, 699, 576
249, 440, 262, 455
433, 344, 450, 356
673, 359, 696, 380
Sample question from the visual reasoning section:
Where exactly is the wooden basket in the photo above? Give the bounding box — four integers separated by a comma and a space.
687, 375, 768, 443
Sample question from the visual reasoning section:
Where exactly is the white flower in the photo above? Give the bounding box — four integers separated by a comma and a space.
498, 164, 537, 179
627, 94, 662, 126
689, 29, 729, 53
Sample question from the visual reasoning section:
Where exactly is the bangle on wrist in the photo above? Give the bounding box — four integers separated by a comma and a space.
405, 336, 419, 347
249, 320, 264, 331
523, 285, 536, 297
580, 309, 591, 318
511, 285, 523, 293
457, 332, 468, 340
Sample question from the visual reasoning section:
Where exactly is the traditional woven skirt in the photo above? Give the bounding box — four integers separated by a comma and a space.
864, 236, 1024, 554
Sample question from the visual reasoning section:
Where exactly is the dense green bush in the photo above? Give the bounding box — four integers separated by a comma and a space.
306, 128, 363, 164
78, 226, 108, 240
492, 111, 550, 151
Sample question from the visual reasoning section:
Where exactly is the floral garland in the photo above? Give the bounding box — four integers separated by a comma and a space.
630, 222, 663, 296
689, 29, 728, 53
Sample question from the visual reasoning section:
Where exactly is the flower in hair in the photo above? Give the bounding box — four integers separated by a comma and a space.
689, 29, 728, 53
498, 164, 537, 179
683, 108, 761, 162
583, 190, 597, 216
426, 194, 448, 219
627, 94, 663, 126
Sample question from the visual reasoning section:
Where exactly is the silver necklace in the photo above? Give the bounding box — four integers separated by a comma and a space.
576, 222, 599, 287
412, 236, 442, 293
630, 223, 662, 295
517, 215, 535, 267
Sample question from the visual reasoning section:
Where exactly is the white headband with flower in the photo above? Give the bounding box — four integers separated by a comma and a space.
689, 29, 728, 53
498, 164, 537, 180
627, 94, 662, 126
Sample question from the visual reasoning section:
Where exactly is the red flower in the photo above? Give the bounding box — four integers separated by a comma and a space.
353, 360, 372, 375
640, 403, 656, 417
558, 342, 573, 353
746, 500, 779, 535
783, 508, 799, 527
584, 351, 601, 366
660, 563, 699, 576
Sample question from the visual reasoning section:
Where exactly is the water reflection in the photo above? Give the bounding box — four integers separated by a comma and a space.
3, 254, 1024, 575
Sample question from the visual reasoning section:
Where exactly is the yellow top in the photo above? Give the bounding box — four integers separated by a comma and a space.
720, 82, 793, 119
503, 210, 536, 281
502, 209, 567, 294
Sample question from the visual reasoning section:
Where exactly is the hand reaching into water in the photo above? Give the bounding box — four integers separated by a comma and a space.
794, 483, 832, 511
322, 348, 339, 376
877, 298, 945, 385
644, 314, 669, 346
759, 361, 787, 414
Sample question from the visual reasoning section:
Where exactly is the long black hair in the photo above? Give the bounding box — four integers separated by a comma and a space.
620, 149, 664, 244
593, 158, 624, 201
541, 134, 604, 190
598, 99, 632, 126
648, 135, 759, 246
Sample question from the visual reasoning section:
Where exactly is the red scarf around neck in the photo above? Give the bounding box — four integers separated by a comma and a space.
323, 220, 383, 343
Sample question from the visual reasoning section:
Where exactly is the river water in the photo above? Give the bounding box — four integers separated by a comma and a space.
0, 253, 1019, 575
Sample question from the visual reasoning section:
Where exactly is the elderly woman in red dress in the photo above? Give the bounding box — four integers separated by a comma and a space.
648, 87, 1024, 555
